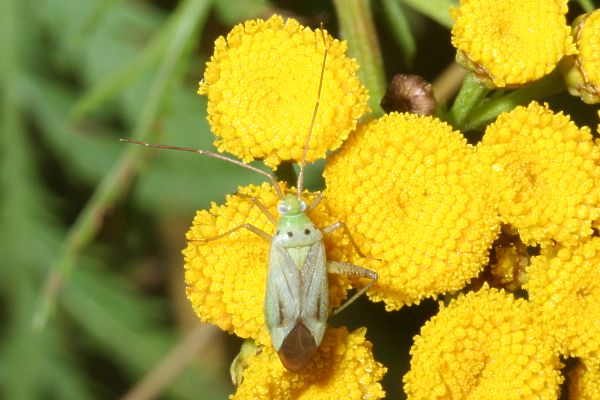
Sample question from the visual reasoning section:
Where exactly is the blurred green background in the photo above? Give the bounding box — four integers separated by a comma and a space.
1, 0, 598, 399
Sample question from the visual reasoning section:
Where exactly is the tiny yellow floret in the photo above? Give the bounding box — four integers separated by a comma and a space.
403, 286, 563, 399
525, 237, 600, 363
232, 327, 386, 400
477, 102, 600, 246
183, 183, 350, 346
324, 112, 499, 309
451, 0, 576, 87
199, 15, 369, 168
562, 10, 600, 104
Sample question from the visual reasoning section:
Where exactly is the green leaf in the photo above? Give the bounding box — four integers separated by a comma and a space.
398, 0, 456, 28
381, 0, 416, 68
63, 261, 229, 399
214, 0, 270, 25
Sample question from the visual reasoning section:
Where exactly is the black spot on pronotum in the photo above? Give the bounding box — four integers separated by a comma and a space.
276, 230, 280, 235
287, 231, 293, 237
304, 228, 310, 235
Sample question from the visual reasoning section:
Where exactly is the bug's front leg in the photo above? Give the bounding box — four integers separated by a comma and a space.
234, 193, 277, 226
322, 221, 373, 259
327, 261, 378, 316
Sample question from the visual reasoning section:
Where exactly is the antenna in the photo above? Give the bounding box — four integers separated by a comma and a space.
120, 139, 285, 200
296, 23, 328, 198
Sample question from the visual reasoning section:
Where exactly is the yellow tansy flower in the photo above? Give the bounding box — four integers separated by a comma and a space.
525, 237, 600, 362
232, 327, 386, 400
568, 360, 600, 400
451, 0, 576, 87
403, 286, 563, 399
562, 10, 600, 104
324, 112, 499, 309
199, 15, 369, 168
184, 183, 351, 346
477, 102, 600, 246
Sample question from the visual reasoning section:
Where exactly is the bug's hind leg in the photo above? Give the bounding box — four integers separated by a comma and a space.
327, 261, 378, 316
189, 223, 271, 243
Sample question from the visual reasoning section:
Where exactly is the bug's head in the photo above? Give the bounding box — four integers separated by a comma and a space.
278, 194, 306, 216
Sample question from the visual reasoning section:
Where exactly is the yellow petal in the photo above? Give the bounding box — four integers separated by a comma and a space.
525, 237, 600, 362
451, 0, 575, 87
562, 10, 600, 104
324, 112, 499, 309
477, 102, 600, 246
232, 327, 386, 400
199, 15, 369, 168
404, 285, 563, 399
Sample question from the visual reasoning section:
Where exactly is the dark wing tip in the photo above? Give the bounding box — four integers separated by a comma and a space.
277, 322, 317, 373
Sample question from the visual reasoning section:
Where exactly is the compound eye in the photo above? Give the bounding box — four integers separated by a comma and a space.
299, 201, 307, 212
277, 203, 289, 214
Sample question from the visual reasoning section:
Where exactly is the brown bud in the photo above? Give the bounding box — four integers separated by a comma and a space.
380, 74, 437, 115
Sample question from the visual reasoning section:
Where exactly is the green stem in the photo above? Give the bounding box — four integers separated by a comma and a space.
448, 73, 489, 128
33, 0, 212, 330
381, 0, 416, 68
462, 70, 566, 131
333, 0, 386, 116
69, 1, 180, 121
398, 0, 455, 28
577, 0, 595, 13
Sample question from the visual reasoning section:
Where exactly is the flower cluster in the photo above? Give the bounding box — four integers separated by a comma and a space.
476, 102, 600, 247
324, 112, 499, 308
199, 15, 368, 168
188, 16, 385, 398
451, 0, 575, 87
525, 238, 600, 362
404, 286, 563, 399
231, 327, 386, 400
182, 5, 600, 398
561, 9, 600, 104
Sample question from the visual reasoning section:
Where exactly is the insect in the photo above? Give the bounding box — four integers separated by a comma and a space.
122, 26, 378, 373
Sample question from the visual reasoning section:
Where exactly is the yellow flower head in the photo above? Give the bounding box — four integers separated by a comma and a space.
199, 15, 369, 168
232, 327, 386, 400
477, 102, 600, 246
403, 286, 563, 399
568, 360, 600, 400
451, 0, 576, 87
525, 237, 600, 362
562, 10, 600, 104
324, 112, 499, 309
183, 183, 351, 346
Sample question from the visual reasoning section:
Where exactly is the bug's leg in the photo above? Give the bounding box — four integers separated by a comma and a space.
322, 221, 373, 259
305, 192, 324, 215
327, 261, 378, 316
190, 223, 271, 243
234, 193, 277, 226
230, 339, 260, 386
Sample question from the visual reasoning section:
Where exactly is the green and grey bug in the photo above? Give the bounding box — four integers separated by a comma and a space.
121, 26, 377, 373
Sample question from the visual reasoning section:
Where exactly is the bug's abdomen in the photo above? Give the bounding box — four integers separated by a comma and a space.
265, 241, 328, 372
277, 322, 317, 372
